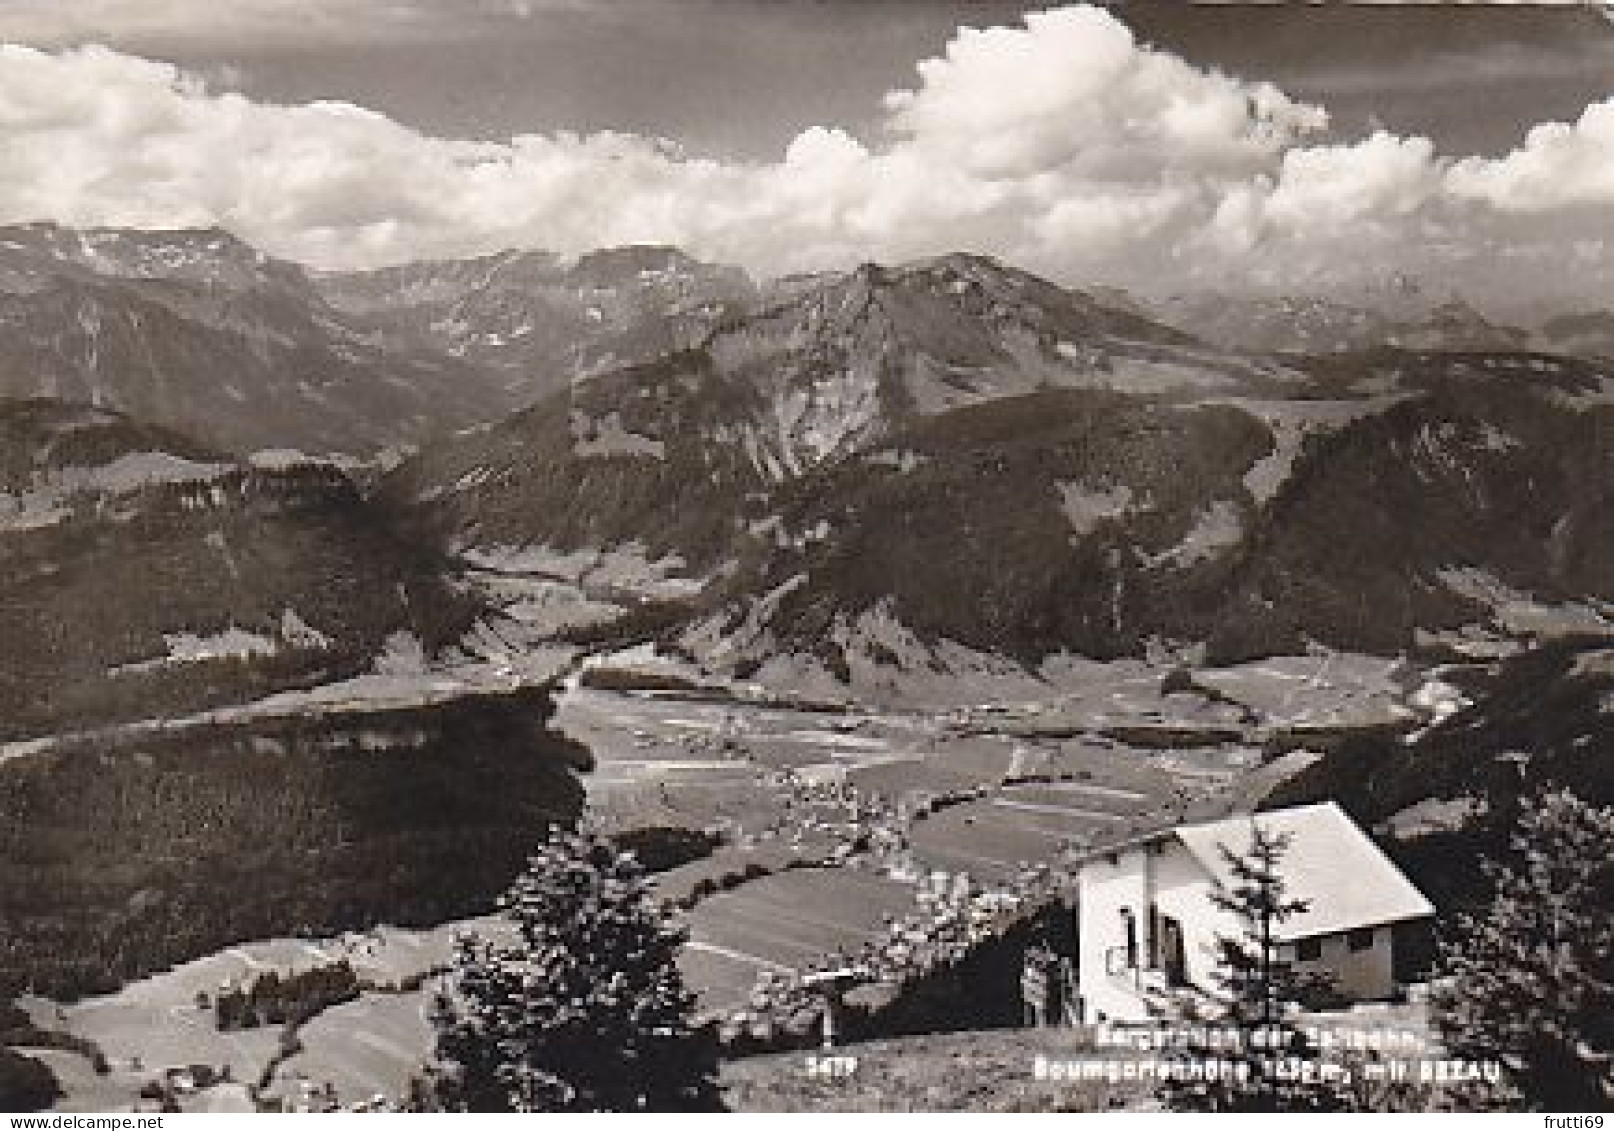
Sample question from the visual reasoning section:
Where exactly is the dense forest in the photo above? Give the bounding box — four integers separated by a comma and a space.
0, 685, 589, 1000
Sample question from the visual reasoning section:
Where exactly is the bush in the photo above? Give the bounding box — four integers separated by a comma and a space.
0, 1048, 61, 1112
214, 961, 361, 1032
611, 827, 720, 873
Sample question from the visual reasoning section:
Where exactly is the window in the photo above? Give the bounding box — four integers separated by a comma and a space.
1295, 938, 1323, 962
1347, 928, 1376, 953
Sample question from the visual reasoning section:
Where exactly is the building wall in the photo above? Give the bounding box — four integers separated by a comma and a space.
1281, 926, 1395, 1001
1076, 845, 1156, 1023
1076, 841, 1233, 1022
1152, 846, 1244, 995
1077, 840, 1404, 1022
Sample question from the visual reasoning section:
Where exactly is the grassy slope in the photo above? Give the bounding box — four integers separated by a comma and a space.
720, 1027, 1142, 1113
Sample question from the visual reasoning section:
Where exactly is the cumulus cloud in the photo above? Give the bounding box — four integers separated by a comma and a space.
1263, 133, 1444, 229
1447, 98, 1614, 212
0, 5, 1608, 311
884, 6, 1324, 180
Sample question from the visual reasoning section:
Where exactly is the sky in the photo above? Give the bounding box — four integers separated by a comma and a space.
0, 1, 1610, 311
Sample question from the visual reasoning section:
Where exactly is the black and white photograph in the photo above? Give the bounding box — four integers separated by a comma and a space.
0, 0, 1610, 1116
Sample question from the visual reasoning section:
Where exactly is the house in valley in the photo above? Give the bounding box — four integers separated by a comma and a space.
1073, 801, 1433, 1024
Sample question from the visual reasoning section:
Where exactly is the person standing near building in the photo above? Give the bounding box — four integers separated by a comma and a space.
1021, 942, 1052, 1028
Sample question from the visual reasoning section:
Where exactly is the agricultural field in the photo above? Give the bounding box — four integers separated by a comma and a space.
540, 654, 1389, 1021
272, 992, 436, 1109
20, 1049, 158, 1114
681, 868, 921, 1010
909, 784, 1145, 883
32, 648, 1421, 1111
29, 919, 509, 1112
1189, 652, 1409, 729
58, 940, 318, 1077
555, 671, 1272, 1019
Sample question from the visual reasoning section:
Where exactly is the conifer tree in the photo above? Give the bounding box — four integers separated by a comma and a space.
1432, 788, 1614, 1110
1159, 822, 1350, 1112
420, 827, 721, 1112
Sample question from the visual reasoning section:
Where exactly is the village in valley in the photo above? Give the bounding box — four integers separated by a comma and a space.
10, 640, 1489, 1112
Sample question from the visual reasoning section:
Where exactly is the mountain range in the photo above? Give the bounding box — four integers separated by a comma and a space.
380, 251, 1614, 690
0, 223, 513, 455
317, 243, 756, 400
1, 222, 1611, 1025
2, 222, 1611, 731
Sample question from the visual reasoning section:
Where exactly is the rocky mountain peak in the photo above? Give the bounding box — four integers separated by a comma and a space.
0, 221, 307, 295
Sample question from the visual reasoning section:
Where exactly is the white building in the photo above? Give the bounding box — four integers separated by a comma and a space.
1074, 801, 1433, 1024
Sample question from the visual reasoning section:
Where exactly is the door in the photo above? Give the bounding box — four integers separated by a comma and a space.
1161, 915, 1188, 987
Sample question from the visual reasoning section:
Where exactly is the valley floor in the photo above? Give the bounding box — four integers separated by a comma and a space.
20, 645, 1438, 1112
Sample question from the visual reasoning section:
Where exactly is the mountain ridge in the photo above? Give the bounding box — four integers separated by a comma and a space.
0, 223, 516, 456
